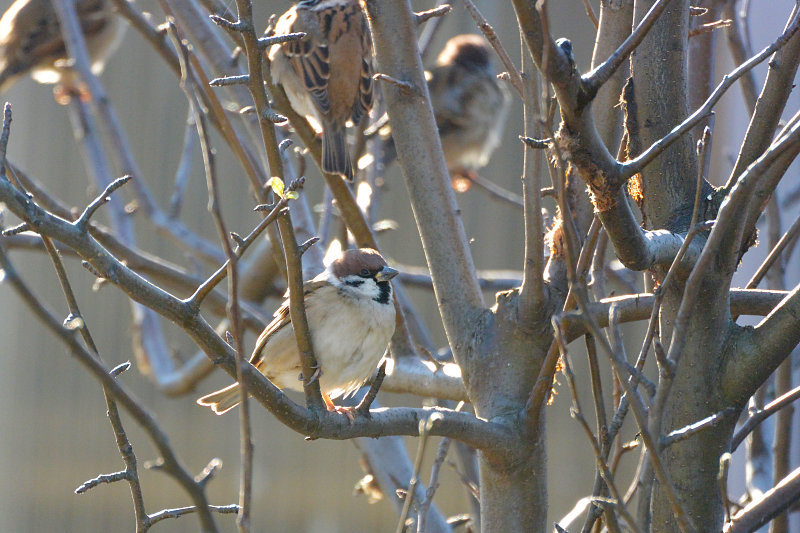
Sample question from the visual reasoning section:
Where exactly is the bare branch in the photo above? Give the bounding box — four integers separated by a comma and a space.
732, 383, 800, 451
413, 4, 451, 26
746, 213, 800, 289
356, 361, 387, 416
621, 19, 800, 180
362, 0, 485, 353
0, 247, 222, 532
725, 467, 800, 533
661, 408, 737, 448
462, 0, 523, 95
75, 175, 132, 230
585, 0, 675, 94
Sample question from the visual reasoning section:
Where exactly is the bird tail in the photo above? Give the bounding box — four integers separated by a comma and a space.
322, 122, 354, 180
196, 383, 243, 415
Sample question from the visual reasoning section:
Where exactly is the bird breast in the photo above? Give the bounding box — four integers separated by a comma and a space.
257, 284, 395, 400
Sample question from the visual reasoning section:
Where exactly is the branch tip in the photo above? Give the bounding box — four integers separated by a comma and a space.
209, 74, 250, 87
77, 175, 132, 227
257, 31, 307, 49
414, 5, 452, 25
110, 361, 131, 377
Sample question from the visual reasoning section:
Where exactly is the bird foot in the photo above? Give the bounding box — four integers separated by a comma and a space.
331, 405, 356, 424
53, 83, 91, 106
450, 168, 477, 192
322, 392, 356, 423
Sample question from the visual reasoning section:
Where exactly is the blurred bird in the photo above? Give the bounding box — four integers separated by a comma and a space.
268, 0, 374, 180
381, 34, 511, 182
197, 248, 397, 416
0, 0, 125, 99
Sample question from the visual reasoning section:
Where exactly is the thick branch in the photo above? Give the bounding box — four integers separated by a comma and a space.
724, 467, 800, 533
725, 282, 800, 400
362, 0, 484, 354
0, 176, 511, 453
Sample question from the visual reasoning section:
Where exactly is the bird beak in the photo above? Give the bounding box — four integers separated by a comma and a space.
375, 266, 399, 282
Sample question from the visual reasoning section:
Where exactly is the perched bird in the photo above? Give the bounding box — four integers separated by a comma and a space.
197, 248, 397, 415
268, 0, 374, 180
381, 34, 510, 181
0, 0, 125, 97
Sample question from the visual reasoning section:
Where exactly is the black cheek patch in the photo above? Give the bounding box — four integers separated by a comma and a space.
374, 281, 391, 304
344, 279, 365, 287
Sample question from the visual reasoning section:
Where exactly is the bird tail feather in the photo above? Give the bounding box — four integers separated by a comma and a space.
196, 383, 242, 415
322, 122, 353, 180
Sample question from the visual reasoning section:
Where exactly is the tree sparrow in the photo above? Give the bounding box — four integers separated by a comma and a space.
0, 0, 125, 96
268, 0, 374, 181
197, 248, 397, 415
381, 34, 510, 181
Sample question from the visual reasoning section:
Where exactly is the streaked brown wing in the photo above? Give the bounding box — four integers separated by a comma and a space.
248, 279, 330, 366
351, 16, 373, 124
278, 8, 332, 116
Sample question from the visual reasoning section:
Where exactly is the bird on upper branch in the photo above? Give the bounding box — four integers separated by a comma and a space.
268, 0, 374, 181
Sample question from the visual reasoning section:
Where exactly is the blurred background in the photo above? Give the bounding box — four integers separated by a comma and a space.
0, 0, 797, 531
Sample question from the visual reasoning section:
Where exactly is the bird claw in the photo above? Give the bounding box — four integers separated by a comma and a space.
322, 392, 356, 423
307, 365, 322, 385
332, 405, 356, 424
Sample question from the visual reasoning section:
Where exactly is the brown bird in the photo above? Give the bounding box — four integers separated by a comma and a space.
381, 34, 510, 181
0, 0, 125, 97
197, 248, 397, 415
428, 34, 511, 179
268, 0, 374, 181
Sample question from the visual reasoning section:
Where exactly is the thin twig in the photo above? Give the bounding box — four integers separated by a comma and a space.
732, 383, 800, 451
356, 361, 387, 416
463, 0, 523, 95
621, 18, 800, 180
395, 414, 442, 533
147, 505, 240, 527
746, 214, 800, 289
168, 111, 198, 219
185, 201, 289, 310
417, 403, 463, 533
75, 176, 132, 230
167, 21, 252, 530
0, 103, 12, 177
585, 0, 674, 92
581, 0, 599, 29
277, 211, 325, 411
661, 408, 738, 448
414, 4, 452, 26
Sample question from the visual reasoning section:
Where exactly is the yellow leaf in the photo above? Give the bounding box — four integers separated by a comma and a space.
266, 177, 285, 198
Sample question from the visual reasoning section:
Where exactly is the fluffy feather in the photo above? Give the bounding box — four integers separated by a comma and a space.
381, 34, 510, 175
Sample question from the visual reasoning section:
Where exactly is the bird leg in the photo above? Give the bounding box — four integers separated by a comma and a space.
322, 391, 356, 423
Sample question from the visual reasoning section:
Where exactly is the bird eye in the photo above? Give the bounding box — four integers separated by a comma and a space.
359, 268, 370, 277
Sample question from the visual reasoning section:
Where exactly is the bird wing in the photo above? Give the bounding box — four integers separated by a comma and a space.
350, 15, 373, 125
427, 65, 471, 136
248, 279, 330, 367
274, 7, 332, 116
